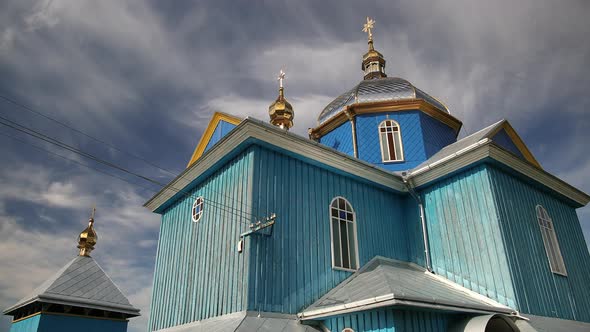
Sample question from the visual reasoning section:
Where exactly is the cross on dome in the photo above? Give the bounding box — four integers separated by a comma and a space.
362, 17, 375, 41
277, 69, 286, 88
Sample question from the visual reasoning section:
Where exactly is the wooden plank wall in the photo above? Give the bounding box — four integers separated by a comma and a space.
420, 164, 517, 308
148, 149, 255, 331
247, 146, 410, 314
322, 308, 449, 332
488, 165, 590, 321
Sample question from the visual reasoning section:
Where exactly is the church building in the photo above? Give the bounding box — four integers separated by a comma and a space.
144, 18, 590, 331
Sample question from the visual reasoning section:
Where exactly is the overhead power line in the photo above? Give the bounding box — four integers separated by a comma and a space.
0, 94, 259, 215
0, 94, 182, 175
0, 116, 262, 223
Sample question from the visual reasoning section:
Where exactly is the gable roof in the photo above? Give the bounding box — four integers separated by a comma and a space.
299, 256, 514, 320
187, 112, 242, 167
145, 118, 408, 213
3, 255, 140, 316
413, 119, 540, 171
146, 117, 589, 212
154, 311, 322, 332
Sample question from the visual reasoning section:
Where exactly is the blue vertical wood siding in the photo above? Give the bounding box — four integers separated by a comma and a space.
204, 120, 237, 153
9, 315, 40, 332
148, 149, 254, 331
420, 165, 517, 308
248, 145, 409, 314
319, 121, 354, 156
9, 314, 128, 332
488, 165, 590, 321
322, 308, 449, 332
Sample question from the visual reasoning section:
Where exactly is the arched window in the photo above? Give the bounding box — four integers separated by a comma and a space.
330, 197, 358, 270
536, 205, 566, 275
378, 120, 403, 162
192, 197, 204, 223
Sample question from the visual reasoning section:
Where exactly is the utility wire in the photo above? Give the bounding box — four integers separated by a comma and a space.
0, 129, 258, 224
0, 95, 258, 214
0, 116, 263, 223
0, 94, 182, 175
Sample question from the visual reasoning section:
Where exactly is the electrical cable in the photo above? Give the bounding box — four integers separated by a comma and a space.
0, 117, 265, 224
0, 95, 259, 215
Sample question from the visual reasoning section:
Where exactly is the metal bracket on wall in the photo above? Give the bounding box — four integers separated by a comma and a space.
240, 213, 276, 238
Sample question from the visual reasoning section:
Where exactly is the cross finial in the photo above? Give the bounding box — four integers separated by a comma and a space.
362, 17, 375, 41
277, 69, 286, 88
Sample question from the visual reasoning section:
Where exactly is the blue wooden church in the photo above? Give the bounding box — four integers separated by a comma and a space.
142, 18, 590, 332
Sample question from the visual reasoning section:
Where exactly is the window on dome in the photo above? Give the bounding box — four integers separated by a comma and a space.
536, 205, 566, 276
378, 120, 404, 162
192, 197, 204, 223
330, 197, 358, 271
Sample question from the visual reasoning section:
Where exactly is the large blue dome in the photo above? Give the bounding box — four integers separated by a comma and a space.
318, 77, 449, 125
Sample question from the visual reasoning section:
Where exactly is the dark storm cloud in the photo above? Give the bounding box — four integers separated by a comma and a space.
0, 1, 589, 331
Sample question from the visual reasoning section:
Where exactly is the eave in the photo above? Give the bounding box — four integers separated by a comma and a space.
144, 118, 407, 213
145, 119, 589, 214
408, 140, 590, 207
310, 99, 463, 139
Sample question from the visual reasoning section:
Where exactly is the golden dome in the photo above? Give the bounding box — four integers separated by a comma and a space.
269, 70, 294, 130
77, 209, 98, 256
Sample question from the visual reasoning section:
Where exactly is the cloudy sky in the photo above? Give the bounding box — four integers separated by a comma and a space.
0, 1, 589, 331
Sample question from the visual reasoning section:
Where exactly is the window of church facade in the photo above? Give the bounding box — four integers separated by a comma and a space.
342, 329, 355, 332
330, 197, 358, 271
378, 120, 403, 162
536, 205, 567, 276
192, 197, 204, 223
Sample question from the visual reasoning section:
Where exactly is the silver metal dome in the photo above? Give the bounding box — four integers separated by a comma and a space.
317, 77, 449, 125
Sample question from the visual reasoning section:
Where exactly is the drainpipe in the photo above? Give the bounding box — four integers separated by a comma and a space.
402, 173, 433, 272
344, 108, 358, 158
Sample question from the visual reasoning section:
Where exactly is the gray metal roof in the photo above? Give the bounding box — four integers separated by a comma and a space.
155, 311, 322, 332
300, 256, 514, 319
408, 119, 506, 173
4, 255, 140, 316
516, 314, 590, 332
317, 77, 449, 125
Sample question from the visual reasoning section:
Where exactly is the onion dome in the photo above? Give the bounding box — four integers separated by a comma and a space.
269, 69, 294, 130
77, 208, 98, 256
317, 77, 449, 125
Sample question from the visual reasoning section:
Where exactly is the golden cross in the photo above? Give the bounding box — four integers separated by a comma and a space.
91, 205, 96, 219
277, 69, 286, 88
362, 17, 375, 41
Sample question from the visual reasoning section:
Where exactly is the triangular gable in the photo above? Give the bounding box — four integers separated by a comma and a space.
487, 120, 541, 168
187, 112, 242, 168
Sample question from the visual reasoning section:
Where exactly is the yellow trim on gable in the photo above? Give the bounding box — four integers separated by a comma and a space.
187, 112, 242, 168
489, 121, 541, 169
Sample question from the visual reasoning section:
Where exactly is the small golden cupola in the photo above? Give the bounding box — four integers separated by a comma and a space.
77, 207, 98, 256
268, 69, 294, 130
361, 17, 387, 80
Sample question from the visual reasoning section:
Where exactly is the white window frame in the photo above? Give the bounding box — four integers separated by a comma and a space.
342, 329, 355, 332
192, 196, 204, 223
536, 205, 567, 276
329, 196, 360, 272
378, 119, 404, 162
